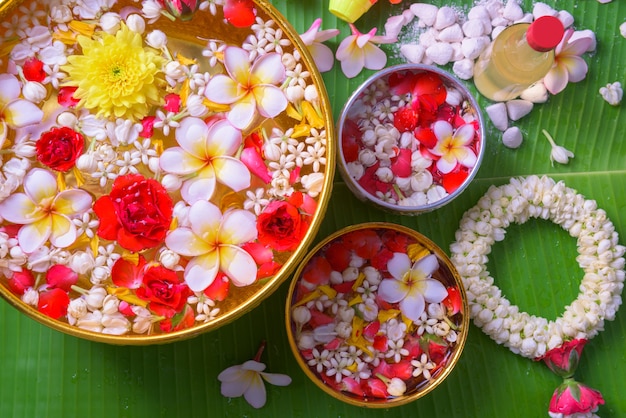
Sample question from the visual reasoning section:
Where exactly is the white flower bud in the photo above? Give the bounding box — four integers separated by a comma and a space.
342, 266, 359, 282
102, 295, 120, 315
329, 270, 343, 284
599, 81, 623, 106
358, 149, 377, 166
159, 248, 180, 269
68, 251, 95, 275
346, 161, 364, 180
161, 173, 183, 191
100, 12, 121, 34
148, 156, 161, 174
386, 377, 407, 396
304, 85, 319, 103
102, 313, 131, 335
50, 5, 72, 23
300, 172, 324, 198
375, 166, 394, 183
126, 14, 146, 34
285, 84, 304, 103
57, 111, 78, 128
410, 170, 433, 192
68, 298, 88, 324
186, 94, 208, 117
292, 306, 311, 325
337, 306, 355, 323
297, 331, 317, 350
22, 288, 39, 306
146, 29, 167, 49
85, 287, 107, 310
13, 141, 36, 158
77, 311, 103, 333
362, 266, 381, 285
22, 81, 47, 103
75, 153, 98, 172
90, 265, 110, 285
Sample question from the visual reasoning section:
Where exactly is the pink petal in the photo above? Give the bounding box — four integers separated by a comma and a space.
206, 119, 242, 156
220, 209, 257, 244
213, 156, 251, 192
243, 372, 267, 409
308, 43, 335, 72
423, 278, 448, 303
387, 252, 411, 280
174, 117, 210, 157
49, 213, 76, 248
362, 43, 387, 71
562, 37, 593, 57
23, 168, 57, 203
53, 189, 93, 215
165, 227, 212, 257
0, 74, 20, 103
181, 172, 217, 203
227, 95, 257, 130
250, 53, 285, 86
378, 278, 408, 303
0, 193, 42, 223
252, 84, 287, 118
219, 244, 258, 286
339, 48, 365, 79
3, 99, 44, 128
543, 64, 569, 95
188, 200, 222, 238
185, 251, 220, 292
260, 371, 292, 386
240, 147, 271, 183
300, 18, 323, 45
561, 55, 588, 83
335, 35, 357, 61
205, 74, 242, 105
223, 46, 252, 84
18, 218, 51, 253
399, 291, 425, 322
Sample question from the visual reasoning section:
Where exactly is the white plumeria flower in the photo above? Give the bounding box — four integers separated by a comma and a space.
165, 200, 257, 292
0, 168, 92, 253
336, 24, 395, 79
159, 117, 251, 204
299, 18, 339, 73
378, 253, 448, 322
218, 343, 291, 409
204, 46, 287, 130
431, 121, 477, 174
0, 74, 44, 143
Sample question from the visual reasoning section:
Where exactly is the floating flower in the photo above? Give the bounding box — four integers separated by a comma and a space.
159, 117, 251, 204
599, 81, 623, 106
430, 121, 477, 174
223, 0, 257, 28
0, 168, 92, 253
379, 252, 447, 322
218, 341, 292, 409
543, 29, 594, 95
335, 24, 395, 78
35, 126, 84, 172
158, 0, 201, 21
165, 200, 258, 292
204, 46, 287, 131
61, 23, 166, 121
0, 73, 44, 143
299, 18, 340, 73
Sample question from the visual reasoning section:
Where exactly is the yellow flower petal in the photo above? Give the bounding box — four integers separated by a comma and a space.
107, 287, 149, 308
407, 243, 430, 261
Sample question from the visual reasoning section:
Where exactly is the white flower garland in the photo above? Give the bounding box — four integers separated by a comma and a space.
450, 176, 625, 359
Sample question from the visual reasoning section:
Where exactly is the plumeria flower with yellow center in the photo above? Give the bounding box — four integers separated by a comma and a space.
0, 168, 93, 254
204, 46, 287, 131
165, 199, 257, 292
543, 29, 594, 95
0, 73, 44, 144
378, 252, 448, 322
335, 24, 396, 79
299, 18, 340, 73
430, 121, 477, 175
159, 116, 251, 204
218, 341, 292, 409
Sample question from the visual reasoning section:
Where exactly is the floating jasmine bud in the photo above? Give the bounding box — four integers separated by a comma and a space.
542, 129, 574, 166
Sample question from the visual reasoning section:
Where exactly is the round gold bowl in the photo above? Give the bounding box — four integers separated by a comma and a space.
285, 223, 469, 407
0, 0, 334, 344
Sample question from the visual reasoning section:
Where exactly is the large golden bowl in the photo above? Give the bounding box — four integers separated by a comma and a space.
0, 0, 334, 343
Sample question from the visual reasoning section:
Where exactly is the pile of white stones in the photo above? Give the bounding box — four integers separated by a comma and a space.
385, 0, 597, 149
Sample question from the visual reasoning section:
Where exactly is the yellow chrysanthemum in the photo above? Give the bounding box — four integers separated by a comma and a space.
62, 23, 165, 121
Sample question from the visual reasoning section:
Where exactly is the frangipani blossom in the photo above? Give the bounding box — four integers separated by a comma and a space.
300, 18, 340, 73
0, 168, 93, 253
159, 117, 251, 204
218, 349, 291, 409
431, 121, 477, 174
165, 200, 257, 292
0, 73, 44, 143
543, 29, 594, 95
378, 253, 447, 322
204, 46, 287, 130
335, 24, 396, 79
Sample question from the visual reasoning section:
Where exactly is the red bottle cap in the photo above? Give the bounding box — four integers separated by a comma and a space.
526, 16, 565, 52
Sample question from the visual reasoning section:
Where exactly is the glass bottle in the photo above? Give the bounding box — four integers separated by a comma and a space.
473, 16, 565, 102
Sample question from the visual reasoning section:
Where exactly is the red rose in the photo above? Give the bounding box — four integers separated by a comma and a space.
36, 127, 84, 172
136, 265, 191, 318
537, 339, 586, 378
94, 174, 173, 252
549, 379, 605, 416
23, 57, 46, 82
257, 198, 309, 252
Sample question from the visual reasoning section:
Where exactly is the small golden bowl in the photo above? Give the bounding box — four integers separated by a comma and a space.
336, 64, 485, 215
285, 223, 469, 407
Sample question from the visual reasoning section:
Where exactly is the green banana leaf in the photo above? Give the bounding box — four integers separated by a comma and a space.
1, 0, 625, 417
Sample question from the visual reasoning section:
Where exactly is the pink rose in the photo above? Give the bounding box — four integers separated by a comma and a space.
549, 379, 604, 416
537, 339, 586, 378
